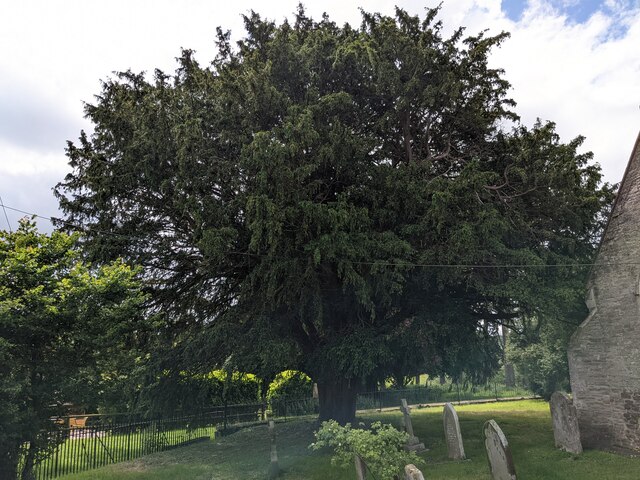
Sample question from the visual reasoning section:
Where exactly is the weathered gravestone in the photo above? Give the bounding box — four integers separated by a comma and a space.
484, 420, 516, 480
404, 464, 426, 480
549, 392, 582, 454
504, 364, 516, 388
354, 454, 366, 480
443, 402, 465, 460
401, 399, 426, 452
268, 420, 280, 479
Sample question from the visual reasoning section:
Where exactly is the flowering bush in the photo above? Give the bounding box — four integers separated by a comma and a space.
310, 420, 420, 479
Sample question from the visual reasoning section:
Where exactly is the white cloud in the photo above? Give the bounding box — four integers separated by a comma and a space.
0, 140, 68, 176
494, 2, 640, 182
431, 0, 640, 183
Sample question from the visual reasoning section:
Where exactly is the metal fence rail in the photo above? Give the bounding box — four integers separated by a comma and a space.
17, 397, 319, 480
17, 386, 529, 479
356, 383, 532, 411
19, 413, 215, 480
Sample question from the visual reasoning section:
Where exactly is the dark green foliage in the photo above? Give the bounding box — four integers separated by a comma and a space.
55, 6, 613, 423
508, 313, 584, 399
141, 370, 260, 415
267, 370, 315, 416
267, 370, 313, 402
0, 220, 148, 479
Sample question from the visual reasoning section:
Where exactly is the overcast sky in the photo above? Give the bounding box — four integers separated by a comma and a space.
0, 0, 639, 233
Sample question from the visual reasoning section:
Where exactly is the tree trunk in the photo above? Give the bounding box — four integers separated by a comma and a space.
317, 379, 359, 424
21, 440, 36, 480
1, 451, 20, 480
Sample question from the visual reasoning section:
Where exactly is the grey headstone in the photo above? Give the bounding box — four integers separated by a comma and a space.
354, 454, 366, 480
443, 403, 465, 460
312, 383, 319, 399
484, 420, 517, 480
268, 420, 280, 478
401, 399, 426, 452
504, 364, 515, 388
549, 392, 583, 454
404, 464, 425, 480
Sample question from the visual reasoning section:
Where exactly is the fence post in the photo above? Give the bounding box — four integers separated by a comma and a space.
223, 402, 228, 434
126, 422, 132, 460
456, 382, 461, 404
54, 428, 61, 478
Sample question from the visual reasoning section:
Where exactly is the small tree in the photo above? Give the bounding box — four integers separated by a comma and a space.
508, 315, 583, 399
0, 220, 147, 479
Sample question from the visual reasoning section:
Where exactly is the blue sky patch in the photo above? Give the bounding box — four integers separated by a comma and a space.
502, 0, 604, 23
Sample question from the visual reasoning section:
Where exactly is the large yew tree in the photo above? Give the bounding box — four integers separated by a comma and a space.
56, 7, 613, 423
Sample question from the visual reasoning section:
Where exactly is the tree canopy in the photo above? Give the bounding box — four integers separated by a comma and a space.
55, 6, 613, 423
0, 220, 148, 479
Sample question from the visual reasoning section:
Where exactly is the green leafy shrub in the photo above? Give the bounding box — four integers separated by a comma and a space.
267, 370, 315, 416
145, 369, 261, 414
267, 370, 313, 401
203, 370, 261, 405
310, 420, 420, 480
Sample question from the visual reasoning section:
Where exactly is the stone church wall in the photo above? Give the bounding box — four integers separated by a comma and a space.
568, 132, 640, 453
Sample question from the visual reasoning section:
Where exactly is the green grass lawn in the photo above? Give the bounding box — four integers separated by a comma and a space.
60, 399, 640, 479
29, 425, 215, 478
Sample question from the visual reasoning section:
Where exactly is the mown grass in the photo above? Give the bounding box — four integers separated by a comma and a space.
31, 425, 215, 478
61, 399, 640, 479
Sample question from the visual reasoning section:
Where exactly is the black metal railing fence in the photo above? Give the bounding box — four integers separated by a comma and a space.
16, 397, 319, 480
16, 384, 532, 479
355, 382, 532, 411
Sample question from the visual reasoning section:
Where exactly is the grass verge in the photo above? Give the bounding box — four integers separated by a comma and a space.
61, 399, 640, 479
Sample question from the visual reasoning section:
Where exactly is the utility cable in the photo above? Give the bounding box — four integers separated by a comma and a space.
0, 194, 12, 233
0, 202, 138, 241
0, 200, 636, 270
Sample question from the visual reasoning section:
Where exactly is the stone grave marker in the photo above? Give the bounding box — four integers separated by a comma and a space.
268, 420, 280, 478
549, 392, 583, 454
484, 419, 516, 480
354, 454, 366, 480
400, 399, 426, 452
443, 402, 465, 460
504, 364, 516, 388
404, 464, 425, 480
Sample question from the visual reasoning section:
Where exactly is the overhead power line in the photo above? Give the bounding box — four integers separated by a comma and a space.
0, 200, 635, 270
0, 202, 131, 240
0, 194, 12, 233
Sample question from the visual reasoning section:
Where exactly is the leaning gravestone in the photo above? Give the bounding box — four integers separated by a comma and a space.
549, 392, 583, 454
268, 420, 280, 479
484, 420, 516, 480
404, 464, 426, 480
401, 399, 426, 452
443, 402, 465, 460
354, 454, 366, 480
